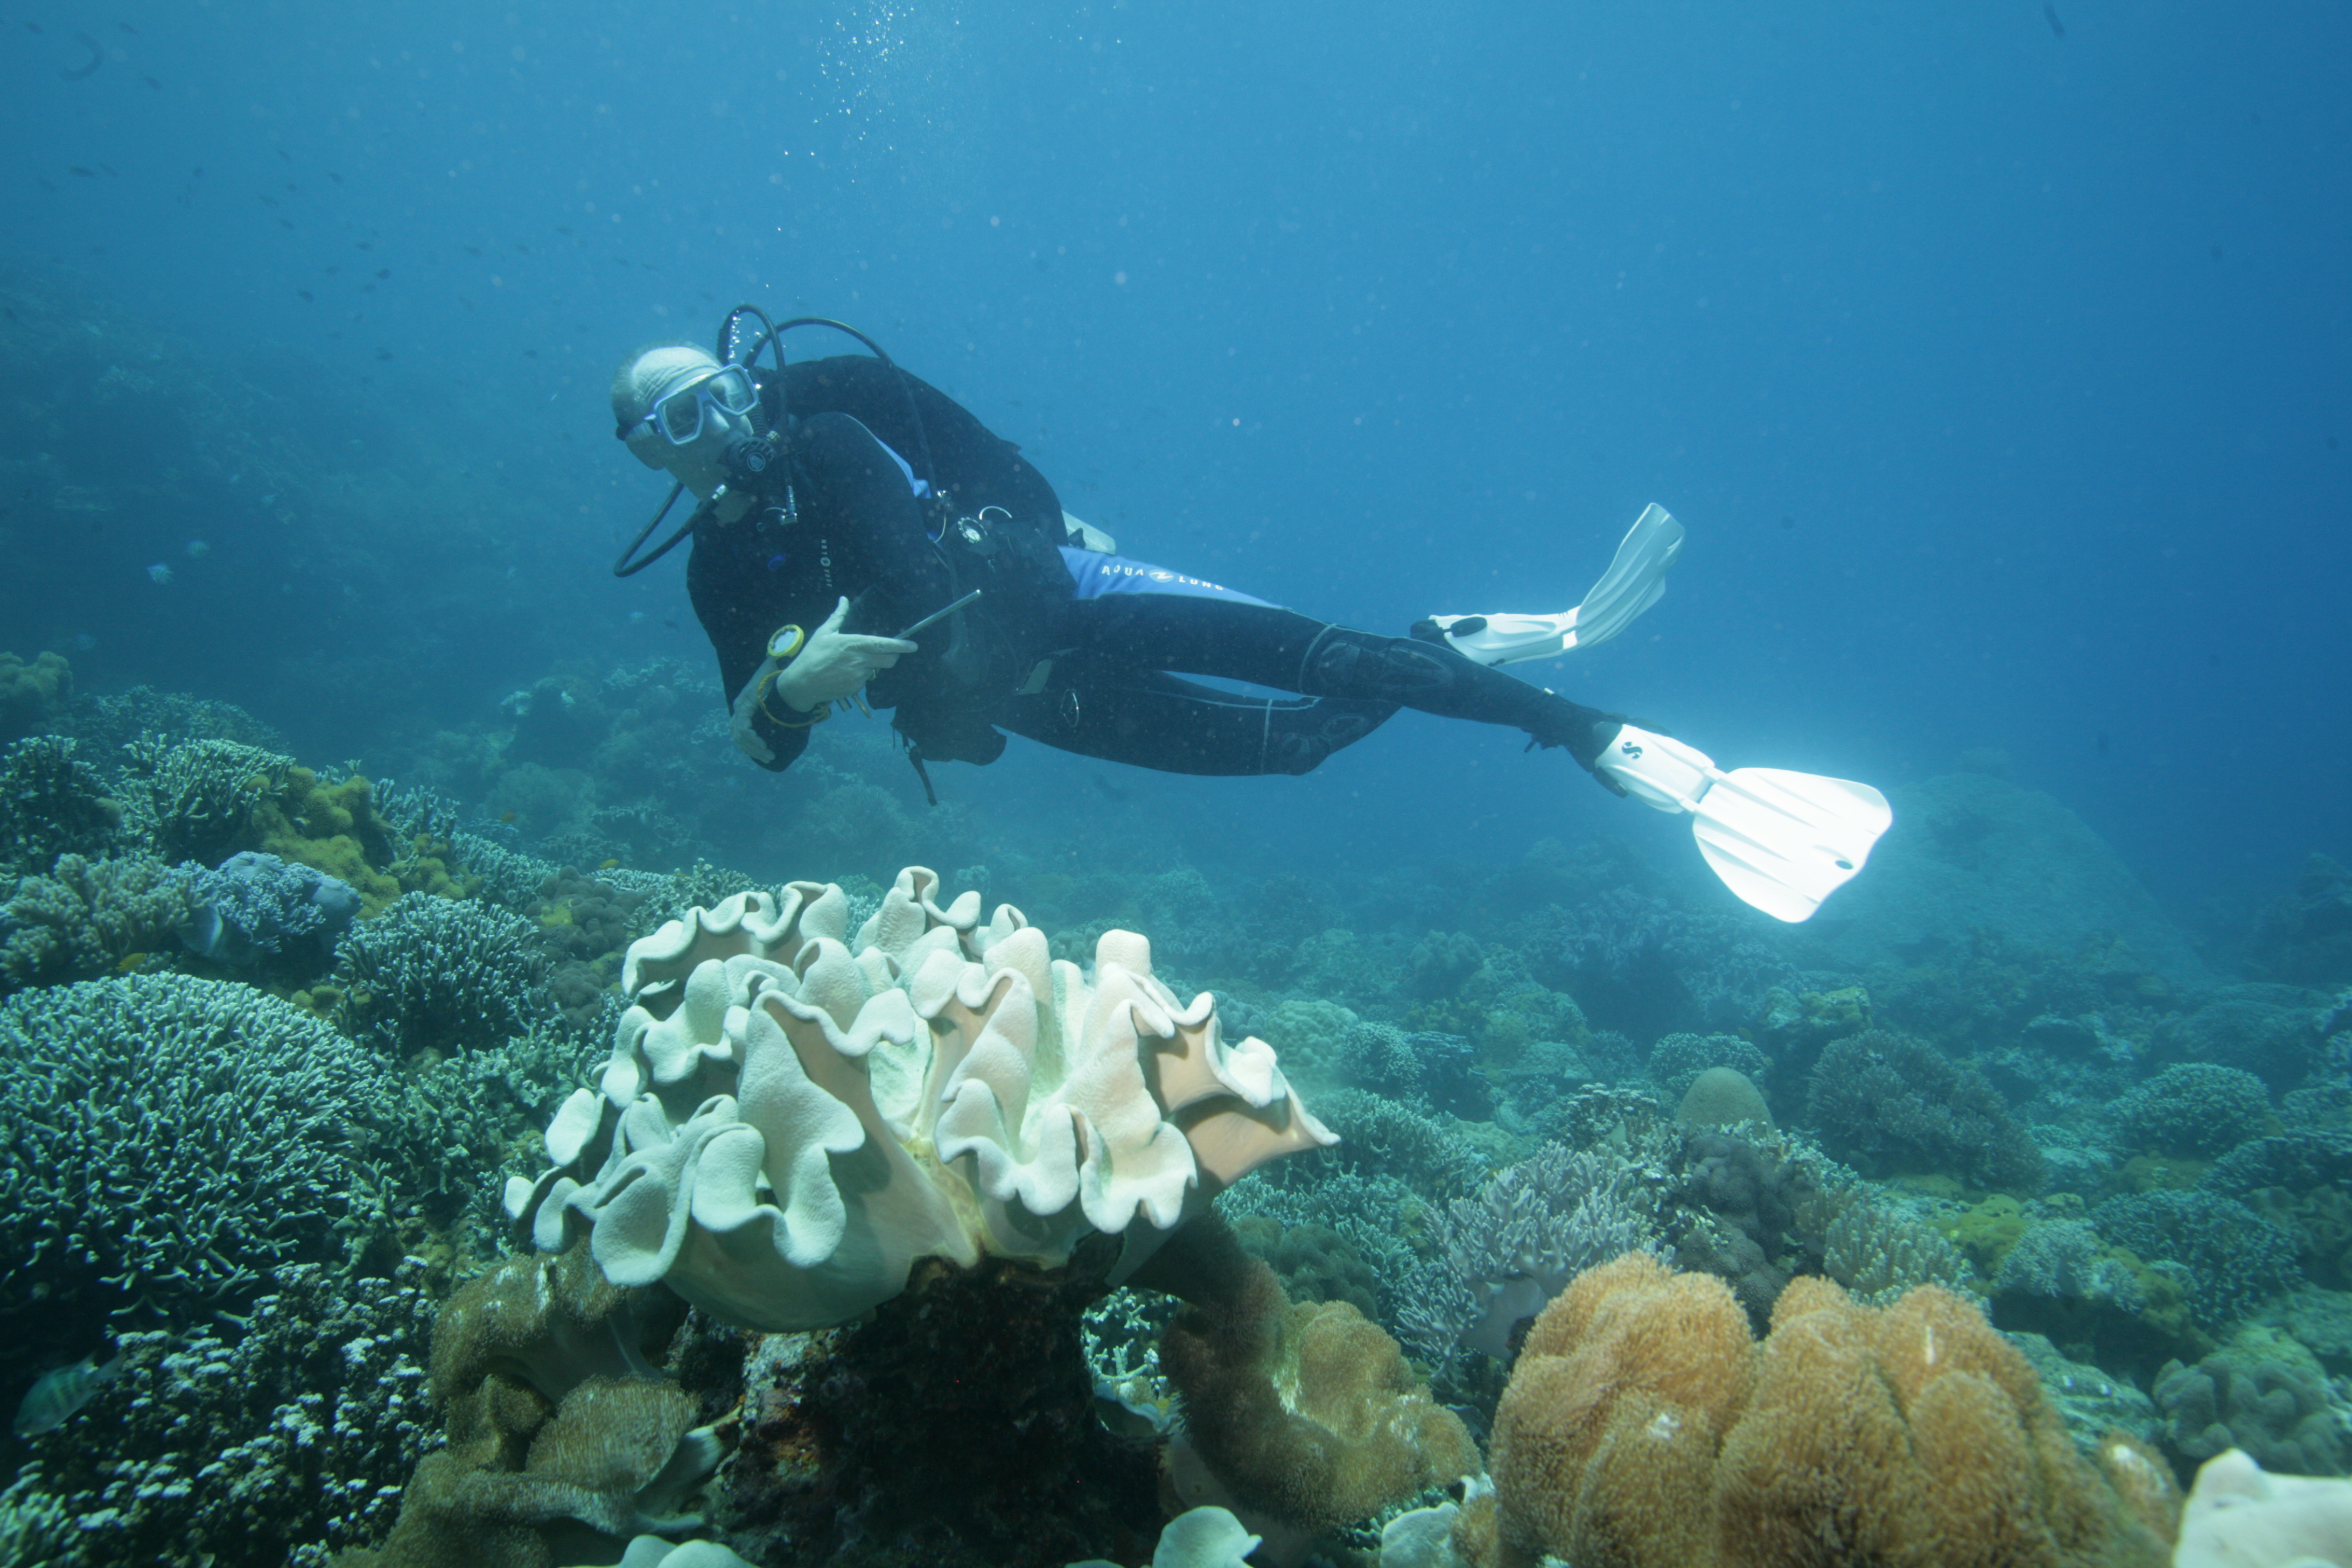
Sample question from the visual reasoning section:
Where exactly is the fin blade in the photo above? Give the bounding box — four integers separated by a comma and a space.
1689, 768, 1893, 922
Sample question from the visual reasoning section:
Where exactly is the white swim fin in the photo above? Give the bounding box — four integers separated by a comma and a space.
1426, 503, 1685, 666
1594, 724, 1892, 922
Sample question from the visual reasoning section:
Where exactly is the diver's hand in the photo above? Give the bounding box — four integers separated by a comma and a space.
730, 702, 776, 764
772, 598, 918, 712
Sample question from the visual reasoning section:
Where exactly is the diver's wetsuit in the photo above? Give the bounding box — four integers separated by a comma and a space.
688, 355, 1621, 781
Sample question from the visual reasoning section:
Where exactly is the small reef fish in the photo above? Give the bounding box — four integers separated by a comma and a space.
146, 562, 172, 584
13, 1353, 121, 1437
599, 858, 621, 871
185, 538, 210, 557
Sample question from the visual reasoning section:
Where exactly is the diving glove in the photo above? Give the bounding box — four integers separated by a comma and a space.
774, 597, 918, 712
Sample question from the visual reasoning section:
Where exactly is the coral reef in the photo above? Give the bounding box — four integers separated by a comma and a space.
1397, 1141, 1672, 1361
2094, 1189, 2302, 1334
1157, 1220, 1476, 1539
1819, 1189, 1975, 1304
2244, 852, 2352, 988
334, 1250, 711, 1568
2112, 1062, 2273, 1159
1647, 1031, 1772, 1103
0, 851, 192, 991
510, 867, 1332, 1332
0, 648, 72, 739
121, 736, 292, 865
1994, 1218, 2147, 1315
332, 891, 551, 1058
0, 732, 121, 877
5, 1263, 437, 1568
2151, 1325, 2352, 1478
714, 1238, 1163, 1568
1676, 1066, 1772, 1128
1805, 1027, 2045, 1194
1479, 1254, 2179, 1568
181, 848, 361, 974
0, 975, 412, 1342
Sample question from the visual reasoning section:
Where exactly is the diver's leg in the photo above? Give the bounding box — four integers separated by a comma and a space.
1062, 594, 1623, 769
998, 666, 1397, 776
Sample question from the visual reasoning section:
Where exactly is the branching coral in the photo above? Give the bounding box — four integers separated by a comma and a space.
0, 732, 121, 877
5, 1262, 437, 1568
508, 867, 1333, 1332
1805, 1027, 2045, 1194
333, 891, 551, 1058
2111, 1063, 2272, 1159
1398, 1140, 1674, 1362
2092, 1189, 2301, 1334
120, 735, 291, 864
1478, 1254, 2179, 1568
0, 975, 411, 1331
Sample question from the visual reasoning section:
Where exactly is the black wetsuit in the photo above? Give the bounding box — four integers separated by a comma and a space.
689, 355, 1622, 784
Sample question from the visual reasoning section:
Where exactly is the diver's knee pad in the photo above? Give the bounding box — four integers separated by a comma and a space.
1299, 627, 1459, 704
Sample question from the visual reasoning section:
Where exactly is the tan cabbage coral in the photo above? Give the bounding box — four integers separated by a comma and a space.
506, 867, 1334, 1331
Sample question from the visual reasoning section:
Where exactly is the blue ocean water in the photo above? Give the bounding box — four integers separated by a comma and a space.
4, 5, 2351, 1565
2, 1, 2342, 904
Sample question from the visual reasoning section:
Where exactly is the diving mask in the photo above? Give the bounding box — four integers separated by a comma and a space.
625, 365, 760, 446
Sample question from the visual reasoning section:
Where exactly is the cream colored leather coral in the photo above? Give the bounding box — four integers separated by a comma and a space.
507, 867, 1334, 1331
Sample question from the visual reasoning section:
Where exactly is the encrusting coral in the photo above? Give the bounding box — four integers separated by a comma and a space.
1472, 1252, 2181, 1568
508, 866, 1334, 1332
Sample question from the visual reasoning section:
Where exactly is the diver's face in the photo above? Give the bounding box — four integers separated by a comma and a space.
623, 374, 753, 499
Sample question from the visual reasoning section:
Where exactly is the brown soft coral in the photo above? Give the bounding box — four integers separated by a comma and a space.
1480, 1254, 2176, 1568
1160, 1232, 1475, 1533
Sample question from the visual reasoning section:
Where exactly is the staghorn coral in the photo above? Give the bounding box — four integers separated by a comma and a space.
120, 735, 291, 864
1397, 1140, 1672, 1362
1478, 1253, 2179, 1568
2094, 1188, 2301, 1334
509, 866, 1333, 1332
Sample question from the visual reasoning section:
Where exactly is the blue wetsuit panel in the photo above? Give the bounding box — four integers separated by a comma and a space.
1058, 547, 1276, 608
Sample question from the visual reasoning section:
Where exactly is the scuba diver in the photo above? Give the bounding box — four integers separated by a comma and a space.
610, 309, 1891, 921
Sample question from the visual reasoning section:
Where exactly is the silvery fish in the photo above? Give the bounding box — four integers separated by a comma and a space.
12, 1352, 122, 1437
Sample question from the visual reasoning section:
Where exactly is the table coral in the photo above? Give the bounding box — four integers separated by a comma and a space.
1478, 1254, 2179, 1568
508, 866, 1333, 1333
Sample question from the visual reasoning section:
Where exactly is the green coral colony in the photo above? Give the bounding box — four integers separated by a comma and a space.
2, 662, 2350, 1568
